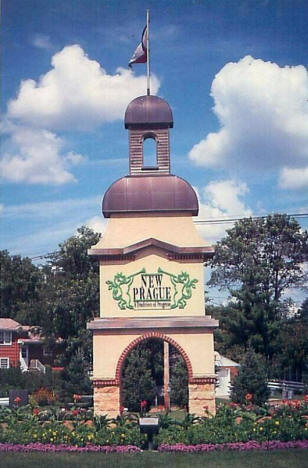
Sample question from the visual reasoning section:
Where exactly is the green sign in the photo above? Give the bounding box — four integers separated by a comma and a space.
106, 268, 198, 311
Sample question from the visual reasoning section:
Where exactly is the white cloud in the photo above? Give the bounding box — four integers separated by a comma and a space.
279, 166, 308, 190
0, 125, 85, 185
8, 44, 160, 131
85, 215, 107, 234
189, 56, 308, 189
31, 34, 53, 51
195, 179, 252, 242
2, 44, 160, 185
2, 196, 100, 220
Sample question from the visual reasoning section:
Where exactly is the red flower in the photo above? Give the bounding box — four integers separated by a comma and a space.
140, 400, 147, 408
71, 409, 79, 416
33, 408, 40, 416
245, 393, 253, 401
14, 396, 21, 404
73, 394, 81, 402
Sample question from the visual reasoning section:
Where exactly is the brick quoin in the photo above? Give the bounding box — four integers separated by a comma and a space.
115, 331, 193, 385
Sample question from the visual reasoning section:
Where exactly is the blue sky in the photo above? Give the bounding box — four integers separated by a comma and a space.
1, 0, 308, 304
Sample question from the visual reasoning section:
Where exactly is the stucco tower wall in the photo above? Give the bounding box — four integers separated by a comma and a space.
99, 250, 206, 318
92, 330, 215, 381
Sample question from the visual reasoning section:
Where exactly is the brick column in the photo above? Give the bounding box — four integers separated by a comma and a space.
188, 380, 216, 416
93, 380, 120, 418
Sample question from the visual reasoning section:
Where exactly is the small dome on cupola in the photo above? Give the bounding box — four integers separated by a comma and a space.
125, 95, 173, 129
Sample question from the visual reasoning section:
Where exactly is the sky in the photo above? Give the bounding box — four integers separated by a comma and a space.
1, 0, 308, 305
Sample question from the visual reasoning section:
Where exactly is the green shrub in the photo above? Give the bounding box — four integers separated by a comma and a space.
231, 348, 270, 406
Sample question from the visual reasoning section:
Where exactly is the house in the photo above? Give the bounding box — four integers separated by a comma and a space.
215, 351, 240, 398
0, 318, 56, 373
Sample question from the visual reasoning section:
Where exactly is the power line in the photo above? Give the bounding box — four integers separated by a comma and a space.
30, 252, 58, 261
194, 213, 308, 225
28, 212, 308, 260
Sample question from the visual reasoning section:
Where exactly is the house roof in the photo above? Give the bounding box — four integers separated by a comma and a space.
215, 351, 240, 367
17, 338, 42, 344
0, 319, 42, 341
0, 318, 22, 330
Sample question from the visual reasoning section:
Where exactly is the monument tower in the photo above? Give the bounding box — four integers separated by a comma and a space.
87, 91, 218, 416
87, 15, 218, 416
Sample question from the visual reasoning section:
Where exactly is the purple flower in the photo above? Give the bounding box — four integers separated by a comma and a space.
157, 440, 308, 452
0, 443, 142, 453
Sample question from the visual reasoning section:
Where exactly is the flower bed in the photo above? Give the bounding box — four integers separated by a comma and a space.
0, 407, 145, 447
0, 442, 141, 452
0, 400, 307, 450
154, 400, 308, 446
158, 440, 308, 452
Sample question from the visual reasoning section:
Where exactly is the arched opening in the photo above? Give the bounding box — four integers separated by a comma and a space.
142, 135, 158, 169
118, 334, 190, 413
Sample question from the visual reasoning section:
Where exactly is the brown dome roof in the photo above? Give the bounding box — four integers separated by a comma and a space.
125, 95, 173, 129
102, 175, 198, 217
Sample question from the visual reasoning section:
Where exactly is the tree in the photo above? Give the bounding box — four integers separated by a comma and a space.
214, 294, 282, 358
60, 348, 92, 398
208, 215, 308, 358
231, 347, 270, 406
299, 297, 308, 324
121, 343, 157, 412
170, 353, 188, 408
41, 226, 101, 365
48, 226, 100, 278
270, 300, 308, 381
0, 250, 44, 325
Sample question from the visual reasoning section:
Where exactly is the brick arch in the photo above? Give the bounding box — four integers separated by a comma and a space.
115, 331, 193, 384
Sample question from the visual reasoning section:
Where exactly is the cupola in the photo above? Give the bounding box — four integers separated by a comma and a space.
125, 95, 173, 175
102, 94, 199, 218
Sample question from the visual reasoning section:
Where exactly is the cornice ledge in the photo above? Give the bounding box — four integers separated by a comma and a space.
87, 316, 219, 330
88, 237, 214, 258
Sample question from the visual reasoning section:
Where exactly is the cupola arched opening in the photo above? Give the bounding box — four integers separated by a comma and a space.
142, 132, 158, 169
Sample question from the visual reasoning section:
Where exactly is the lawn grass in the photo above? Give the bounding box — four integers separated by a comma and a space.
149, 408, 187, 420
1, 449, 307, 468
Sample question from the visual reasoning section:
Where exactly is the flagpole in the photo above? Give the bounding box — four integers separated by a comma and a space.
146, 9, 150, 96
